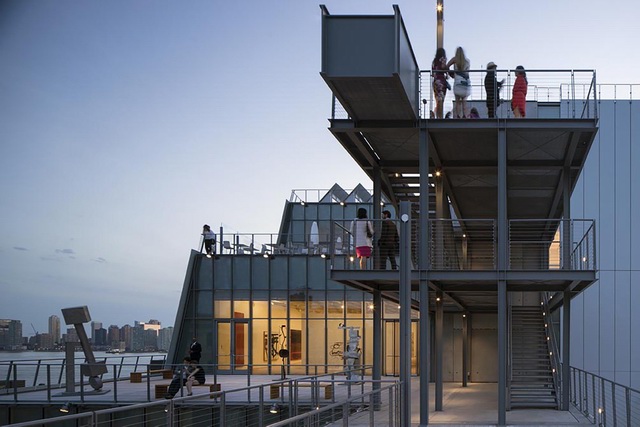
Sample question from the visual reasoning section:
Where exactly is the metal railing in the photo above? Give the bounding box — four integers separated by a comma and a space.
570, 366, 640, 426
3, 370, 394, 427
542, 293, 562, 405
201, 218, 595, 273
418, 69, 597, 120
1, 353, 166, 394
509, 219, 596, 270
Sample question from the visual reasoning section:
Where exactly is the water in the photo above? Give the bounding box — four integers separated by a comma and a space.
0, 351, 168, 387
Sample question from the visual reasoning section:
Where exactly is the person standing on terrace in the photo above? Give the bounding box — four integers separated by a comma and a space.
511, 65, 528, 118
484, 62, 504, 118
431, 48, 449, 119
201, 224, 216, 258
447, 47, 471, 118
350, 208, 373, 270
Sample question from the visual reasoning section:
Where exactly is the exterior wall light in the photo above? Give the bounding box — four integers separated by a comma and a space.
435, 170, 442, 177
270, 403, 280, 414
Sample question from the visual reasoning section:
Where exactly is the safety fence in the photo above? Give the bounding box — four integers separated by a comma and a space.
2, 375, 399, 427
570, 366, 640, 426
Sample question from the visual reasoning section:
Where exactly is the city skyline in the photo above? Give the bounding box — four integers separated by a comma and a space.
2, 0, 640, 335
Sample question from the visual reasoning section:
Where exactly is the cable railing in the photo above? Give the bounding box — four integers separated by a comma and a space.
418, 69, 597, 120
0, 353, 166, 394
570, 366, 640, 426
2, 369, 395, 427
201, 218, 595, 273
542, 293, 562, 405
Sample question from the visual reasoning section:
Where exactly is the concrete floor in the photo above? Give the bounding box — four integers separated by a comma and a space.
0, 375, 593, 426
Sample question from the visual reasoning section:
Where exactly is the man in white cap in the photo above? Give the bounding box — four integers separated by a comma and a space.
484, 62, 504, 118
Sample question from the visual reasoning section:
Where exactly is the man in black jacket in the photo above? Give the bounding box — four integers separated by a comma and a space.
189, 337, 202, 362
484, 62, 504, 118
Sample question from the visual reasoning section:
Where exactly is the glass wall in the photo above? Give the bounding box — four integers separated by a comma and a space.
178, 250, 418, 375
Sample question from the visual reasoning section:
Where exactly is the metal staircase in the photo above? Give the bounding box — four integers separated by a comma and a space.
509, 306, 558, 409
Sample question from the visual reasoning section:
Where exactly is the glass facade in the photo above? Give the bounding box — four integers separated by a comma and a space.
171, 195, 417, 376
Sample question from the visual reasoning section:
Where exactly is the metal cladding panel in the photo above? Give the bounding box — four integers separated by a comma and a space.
323, 16, 396, 78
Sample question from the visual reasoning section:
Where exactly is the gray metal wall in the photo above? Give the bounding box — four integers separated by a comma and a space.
570, 98, 640, 389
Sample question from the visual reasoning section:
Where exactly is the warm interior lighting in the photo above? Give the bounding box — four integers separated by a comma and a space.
368, 304, 374, 310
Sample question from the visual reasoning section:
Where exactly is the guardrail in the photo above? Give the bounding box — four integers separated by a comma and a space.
0, 353, 166, 393
3, 369, 394, 427
542, 293, 562, 405
418, 69, 597, 120
201, 218, 595, 273
570, 366, 640, 426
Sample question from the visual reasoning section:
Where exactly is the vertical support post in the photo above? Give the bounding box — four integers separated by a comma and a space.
497, 128, 508, 426
419, 126, 431, 426
373, 166, 382, 269
65, 342, 76, 393
435, 290, 443, 411
373, 290, 382, 407
563, 168, 572, 270
435, 173, 445, 269
436, 0, 444, 49
562, 290, 571, 410
399, 201, 412, 426
462, 314, 469, 387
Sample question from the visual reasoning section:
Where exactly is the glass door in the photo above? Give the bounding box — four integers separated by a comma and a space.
215, 320, 249, 374
384, 320, 419, 376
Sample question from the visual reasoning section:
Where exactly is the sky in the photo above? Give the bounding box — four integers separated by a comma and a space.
1, 0, 639, 337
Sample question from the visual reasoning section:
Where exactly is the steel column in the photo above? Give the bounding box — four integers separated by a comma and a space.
562, 290, 571, 410
373, 290, 382, 407
419, 127, 431, 426
462, 314, 468, 387
497, 128, 507, 426
399, 201, 412, 426
435, 290, 443, 411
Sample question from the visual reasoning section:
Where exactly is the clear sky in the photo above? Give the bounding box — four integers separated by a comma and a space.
1, 0, 639, 336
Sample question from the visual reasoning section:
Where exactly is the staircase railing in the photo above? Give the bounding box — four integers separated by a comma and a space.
542, 293, 562, 408
506, 295, 513, 410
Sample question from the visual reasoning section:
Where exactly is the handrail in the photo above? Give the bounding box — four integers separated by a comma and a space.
267, 381, 401, 427
542, 293, 562, 408
570, 366, 640, 425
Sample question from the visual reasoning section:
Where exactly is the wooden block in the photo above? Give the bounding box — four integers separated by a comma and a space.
324, 384, 333, 399
130, 372, 142, 383
162, 370, 174, 379
270, 384, 280, 399
155, 384, 169, 399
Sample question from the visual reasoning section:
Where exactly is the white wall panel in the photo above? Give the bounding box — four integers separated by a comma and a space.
582, 284, 600, 372
613, 271, 631, 377
597, 102, 616, 271
630, 103, 640, 270
614, 101, 631, 270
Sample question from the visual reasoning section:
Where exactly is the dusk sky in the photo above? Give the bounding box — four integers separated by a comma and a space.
1, 0, 639, 336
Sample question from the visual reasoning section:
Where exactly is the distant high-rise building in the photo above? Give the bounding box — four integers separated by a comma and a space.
120, 324, 133, 351
158, 327, 173, 351
143, 329, 158, 351
0, 319, 23, 350
107, 325, 120, 347
37, 333, 54, 350
131, 325, 145, 351
48, 315, 61, 344
90, 321, 102, 343
63, 327, 79, 343
94, 328, 107, 346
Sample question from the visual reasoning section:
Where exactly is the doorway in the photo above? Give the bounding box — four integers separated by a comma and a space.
215, 319, 249, 374
383, 320, 419, 376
